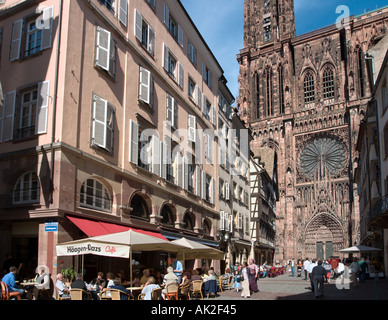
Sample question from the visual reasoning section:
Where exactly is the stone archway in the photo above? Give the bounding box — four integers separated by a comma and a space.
303, 212, 344, 259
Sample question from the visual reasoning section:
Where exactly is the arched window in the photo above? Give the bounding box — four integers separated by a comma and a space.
278, 65, 285, 113
203, 219, 211, 235
183, 212, 194, 231
265, 67, 273, 116
130, 194, 150, 221
161, 204, 175, 226
303, 70, 315, 104
80, 178, 112, 212
323, 66, 335, 100
13, 171, 40, 204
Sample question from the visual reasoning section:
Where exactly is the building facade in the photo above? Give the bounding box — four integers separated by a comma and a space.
237, 0, 388, 262
0, 0, 243, 281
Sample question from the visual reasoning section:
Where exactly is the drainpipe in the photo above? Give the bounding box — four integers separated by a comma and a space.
49, 0, 64, 204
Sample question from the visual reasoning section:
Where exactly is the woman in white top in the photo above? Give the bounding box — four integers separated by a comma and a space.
241, 262, 250, 298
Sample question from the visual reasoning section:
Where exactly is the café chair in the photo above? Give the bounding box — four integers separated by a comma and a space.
0, 281, 21, 300
69, 288, 92, 300
164, 282, 179, 300
189, 280, 203, 300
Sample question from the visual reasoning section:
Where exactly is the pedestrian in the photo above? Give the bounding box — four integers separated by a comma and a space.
240, 262, 250, 298
350, 258, 360, 287
311, 260, 327, 298
303, 258, 310, 281
335, 259, 345, 284
322, 260, 331, 283
290, 258, 295, 277
247, 259, 259, 293
359, 257, 368, 283
307, 259, 317, 291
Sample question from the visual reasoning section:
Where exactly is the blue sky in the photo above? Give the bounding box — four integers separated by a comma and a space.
180, 0, 388, 104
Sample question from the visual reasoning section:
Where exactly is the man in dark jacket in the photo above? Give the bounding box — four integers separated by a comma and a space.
311, 260, 327, 298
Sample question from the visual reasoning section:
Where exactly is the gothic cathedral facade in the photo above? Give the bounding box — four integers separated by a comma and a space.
237, 0, 388, 261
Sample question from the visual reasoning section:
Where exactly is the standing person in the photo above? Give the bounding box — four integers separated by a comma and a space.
171, 256, 183, 284
240, 262, 250, 298
247, 259, 259, 293
359, 257, 368, 283
336, 259, 345, 284
290, 258, 295, 277
307, 259, 317, 291
303, 258, 310, 281
311, 260, 327, 298
232, 268, 242, 292
322, 260, 332, 283
350, 258, 360, 287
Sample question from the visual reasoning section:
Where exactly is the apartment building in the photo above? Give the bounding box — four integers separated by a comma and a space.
0, 0, 241, 280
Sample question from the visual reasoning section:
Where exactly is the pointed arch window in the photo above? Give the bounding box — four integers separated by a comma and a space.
357, 48, 365, 98
323, 66, 335, 100
13, 171, 40, 204
278, 65, 285, 113
80, 178, 112, 212
265, 67, 273, 116
303, 70, 315, 105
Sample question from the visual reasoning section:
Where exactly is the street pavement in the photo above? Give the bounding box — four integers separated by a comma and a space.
207, 273, 388, 300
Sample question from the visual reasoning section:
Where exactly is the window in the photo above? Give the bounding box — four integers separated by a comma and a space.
98, 0, 115, 13
304, 70, 315, 104
95, 26, 116, 78
138, 66, 153, 107
184, 155, 195, 193
278, 66, 285, 114
188, 40, 197, 66
188, 77, 196, 102
323, 66, 335, 100
80, 178, 112, 211
164, 3, 183, 46
26, 20, 42, 56
357, 49, 365, 98
265, 67, 273, 116
134, 10, 155, 55
13, 172, 40, 204
130, 194, 150, 221
204, 132, 213, 163
9, 7, 53, 61
202, 63, 212, 89
1, 81, 49, 143
183, 213, 194, 231
188, 114, 196, 143
146, 0, 156, 10
91, 95, 115, 153
202, 171, 214, 203
202, 95, 216, 124
163, 44, 183, 88
161, 205, 174, 226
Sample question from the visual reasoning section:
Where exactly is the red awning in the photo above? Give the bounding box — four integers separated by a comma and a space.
67, 215, 167, 241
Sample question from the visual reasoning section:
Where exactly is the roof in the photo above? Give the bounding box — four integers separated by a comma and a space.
251, 147, 276, 179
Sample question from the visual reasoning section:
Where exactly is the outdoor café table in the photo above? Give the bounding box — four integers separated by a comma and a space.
126, 286, 143, 300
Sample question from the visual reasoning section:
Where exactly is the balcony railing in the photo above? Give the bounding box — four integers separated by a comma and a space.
370, 195, 388, 221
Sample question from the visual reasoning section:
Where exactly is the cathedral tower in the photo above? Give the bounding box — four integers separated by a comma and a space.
238, 0, 388, 262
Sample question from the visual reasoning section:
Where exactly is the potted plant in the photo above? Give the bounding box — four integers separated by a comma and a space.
61, 266, 77, 287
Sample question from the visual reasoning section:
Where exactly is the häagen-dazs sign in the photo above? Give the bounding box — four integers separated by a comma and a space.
56, 241, 129, 258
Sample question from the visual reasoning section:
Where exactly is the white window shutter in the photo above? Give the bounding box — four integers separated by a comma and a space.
152, 135, 160, 175
183, 157, 189, 191
173, 98, 178, 128
225, 212, 229, 231
148, 26, 155, 55
220, 211, 225, 231
188, 115, 196, 143
164, 3, 169, 26
211, 105, 216, 125
92, 95, 107, 149
108, 37, 116, 78
166, 93, 173, 124
36, 80, 50, 134
163, 43, 169, 71
238, 212, 242, 229
229, 214, 233, 233
202, 94, 207, 116
2, 91, 16, 141
225, 182, 230, 200
10, 19, 23, 61
129, 120, 139, 165
139, 67, 151, 104
211, 177, 215, 204
177, 154, 182, 187
96, 26, 111, 72
195, 165, 201, 197
160, 141, 167, 179
119, 0, 128, 26
202, 171, 206, 200
196, 85, 201, 108
134, 9, 142, 41
41, 6, 54, 50
178, 62, 184, 88
178, 25, 183, 47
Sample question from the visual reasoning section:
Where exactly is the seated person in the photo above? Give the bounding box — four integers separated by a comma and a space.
108, 278, 130, 300
70, 273, 93, 300
140, 269, 150, 286
221, 268, 232, 285
141, 276, 160, 300
89, 272, 106, 291
1, 266, 24, 298
33, 266, 50, 300
203, 270, 217, 296
203, 269, 217, 282
191, 269, 202, 281
56, 273, 70, 298
162, 266, 178, 299
180, 272, 192, 298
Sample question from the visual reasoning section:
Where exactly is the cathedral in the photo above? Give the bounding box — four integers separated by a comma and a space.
237, 0, 388, 262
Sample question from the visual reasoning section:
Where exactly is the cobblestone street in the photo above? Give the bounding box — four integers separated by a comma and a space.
208, 273, 388, 300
